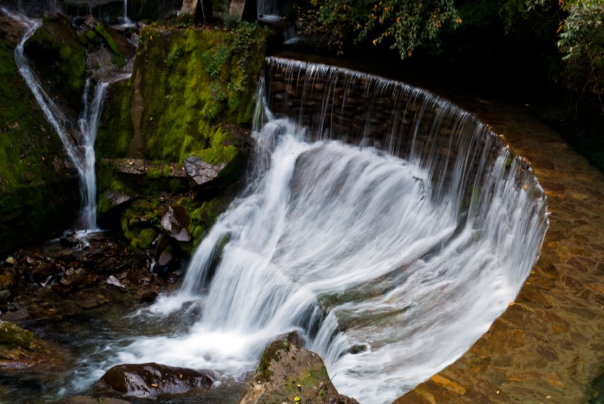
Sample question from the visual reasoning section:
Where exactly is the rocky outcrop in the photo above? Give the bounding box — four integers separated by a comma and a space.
95, 23, 266, 255
239, 340, 359, 404
95, 362, 214, 398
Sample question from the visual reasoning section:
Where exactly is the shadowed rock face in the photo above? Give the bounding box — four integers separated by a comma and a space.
240, 340, 359, 404
95, 363, 214, 398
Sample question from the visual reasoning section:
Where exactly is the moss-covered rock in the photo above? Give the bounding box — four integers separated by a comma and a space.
240, 340, 359, 404
23, 14, 87, 109
0, 320, 66, 370
0, 38, 79, 256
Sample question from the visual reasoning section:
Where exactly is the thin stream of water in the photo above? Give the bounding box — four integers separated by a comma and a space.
2, 8, 116, 231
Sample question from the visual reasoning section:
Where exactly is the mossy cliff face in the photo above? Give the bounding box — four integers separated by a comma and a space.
0, 38, 79, 256
23, 14, 87, 110
96, 22, 266, 254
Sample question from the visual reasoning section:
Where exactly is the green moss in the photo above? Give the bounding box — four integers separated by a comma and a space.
95, 22, 121, 55
130, 24, 267, 162
0, 321, 37, 350
132, 227, 157, 250
23, 17, 87, 109
96, 80, 133, 160
85, 30, 98, 41
110, 54, 127, 68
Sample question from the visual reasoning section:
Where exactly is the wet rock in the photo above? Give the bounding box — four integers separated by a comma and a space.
139, 290, 158, 304
60, 235, 80, 248
51, 396, 131, 404
161, 206, 191, 242
0, 14, 26, 43
239, 340, 359, 404
183, 156, 226, 188
158, 250, 173, 267
95, 363, 214, 398
106, 275, 125, 289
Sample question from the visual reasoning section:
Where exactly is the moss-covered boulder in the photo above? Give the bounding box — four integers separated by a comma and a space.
0, 320, 65, 370
239, 340, 359, 404
23, 14, 87, 109
0, 38, 79, 256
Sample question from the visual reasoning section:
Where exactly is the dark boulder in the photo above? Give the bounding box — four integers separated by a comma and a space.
95, 363, 214, 398
161, 206, 191, 242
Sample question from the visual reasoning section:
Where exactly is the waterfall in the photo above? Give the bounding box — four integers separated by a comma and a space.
112, 59, 548, 404
123, 0, 133, 25
2, 9, 110, 231
78, 80, 109, 230
257, 0, 278, 18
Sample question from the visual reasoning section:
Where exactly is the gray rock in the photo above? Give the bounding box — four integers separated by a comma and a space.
101, 190, 134, 212
183, 156, 226, 188
161, 206, 191, 242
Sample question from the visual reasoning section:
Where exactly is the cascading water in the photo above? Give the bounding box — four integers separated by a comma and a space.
78, 79, 109, 230
107, 59, 548, 404
123, 0, 133, 25
2, 9, 111, 231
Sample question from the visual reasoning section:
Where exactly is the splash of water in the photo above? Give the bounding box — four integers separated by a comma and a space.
2, 9, 114, 231
109, 60, 548, 404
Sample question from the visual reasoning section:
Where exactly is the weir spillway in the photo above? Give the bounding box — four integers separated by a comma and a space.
113, 57, 549, 404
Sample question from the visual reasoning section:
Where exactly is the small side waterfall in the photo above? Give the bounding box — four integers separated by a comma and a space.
78, 80, 109, 230
3, 9, 111, 231
112, 59, 548, 404
123, 0, 133, 25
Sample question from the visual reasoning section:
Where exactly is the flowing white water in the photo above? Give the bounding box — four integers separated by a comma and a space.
78, 80, 109, 230
2, 9, 111, 231
110, 61, 548, 404
123, 0, 133, 25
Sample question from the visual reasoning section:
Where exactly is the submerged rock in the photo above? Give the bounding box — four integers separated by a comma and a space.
239, 340, 359, 404
161, 205, 191, 242
95, 363, 214, 398
183, 156, 226, 188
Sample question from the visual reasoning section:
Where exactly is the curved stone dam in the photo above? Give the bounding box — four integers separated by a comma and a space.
72, 58, 548, 404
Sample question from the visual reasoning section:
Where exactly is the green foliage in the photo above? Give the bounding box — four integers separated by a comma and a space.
307, 0, 460, 58
557, 0, 604, 102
